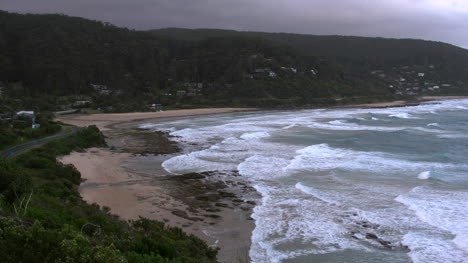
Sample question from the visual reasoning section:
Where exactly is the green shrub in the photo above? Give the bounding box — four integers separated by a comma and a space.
0, 126, 217, 262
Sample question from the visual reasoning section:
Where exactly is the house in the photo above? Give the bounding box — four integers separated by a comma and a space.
149, 104, 162, 110
16, 111, 35, 118
16, 111, 38, 128
177, 90, 187, 96
269, 71, 277, 78
371, 70, 384, 75
91, 83, 111, 95
310, 69, 317, 75
73, 100, 92, 107
281, 67, 298, 73
442, 84, 452, 88
418, 73, 425, 77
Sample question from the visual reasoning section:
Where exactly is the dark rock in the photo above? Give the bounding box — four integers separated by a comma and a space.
218, 191, 236, 198
204, 214, 221, 219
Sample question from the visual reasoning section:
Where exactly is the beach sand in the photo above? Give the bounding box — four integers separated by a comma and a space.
56, 108, 256, 130
58, 108, 258, 263
57, 98, 468, 262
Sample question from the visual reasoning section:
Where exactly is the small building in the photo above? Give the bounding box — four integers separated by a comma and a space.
73, 100, 92, 107
269, 71, 277, 78
149, 104, 162, 110
32, 123, 41, 129
91, 83, 111, 95
16, 111, 35, 118
418, 73, 425, 77
177, 90, 187, 96
16, 111, 37, 127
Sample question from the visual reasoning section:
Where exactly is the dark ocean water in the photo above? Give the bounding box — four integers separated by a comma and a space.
142, 99, 468, 263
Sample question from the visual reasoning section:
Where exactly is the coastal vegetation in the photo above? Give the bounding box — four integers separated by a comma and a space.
0, 111, 61, 151
0, 126, 218, 262
1, 11, 468, 113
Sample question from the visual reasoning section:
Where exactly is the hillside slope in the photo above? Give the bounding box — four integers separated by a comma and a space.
1, 11, 468, 111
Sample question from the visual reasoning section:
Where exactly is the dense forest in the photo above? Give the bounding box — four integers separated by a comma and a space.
1, 11, 468, 112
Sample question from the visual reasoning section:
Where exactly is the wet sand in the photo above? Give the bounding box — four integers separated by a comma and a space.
56, 108, 256, 130
58, 108, 259, 263
57, 98, 468, 262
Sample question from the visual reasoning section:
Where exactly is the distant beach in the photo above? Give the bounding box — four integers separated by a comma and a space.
57, 97, 468, 262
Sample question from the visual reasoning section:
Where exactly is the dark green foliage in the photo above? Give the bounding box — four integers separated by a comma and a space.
0, 111, 62, 150
1, 11, 467, 112
0, 159, 32, 203
0, 126, 217, 262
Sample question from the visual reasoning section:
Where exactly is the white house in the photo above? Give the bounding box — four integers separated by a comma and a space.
16, 111, 35, 117
16, 111, 39, 128
418, 73, 425, 77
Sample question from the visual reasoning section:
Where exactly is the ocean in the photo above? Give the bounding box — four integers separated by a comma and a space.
141, 99, 468, 263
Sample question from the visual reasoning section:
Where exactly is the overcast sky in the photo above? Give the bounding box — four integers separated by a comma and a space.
1, 0, 467, 48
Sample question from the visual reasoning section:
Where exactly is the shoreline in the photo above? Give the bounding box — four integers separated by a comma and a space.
56, 96, 468, 262
58, 108, 259, 263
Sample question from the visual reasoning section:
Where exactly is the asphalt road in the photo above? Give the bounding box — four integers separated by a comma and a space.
0, 127, 80, 158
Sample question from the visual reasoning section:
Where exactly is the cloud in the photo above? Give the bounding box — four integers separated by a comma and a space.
0, 0, 467, 48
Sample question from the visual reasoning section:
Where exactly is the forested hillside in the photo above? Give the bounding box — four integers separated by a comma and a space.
1, 11, 468, 112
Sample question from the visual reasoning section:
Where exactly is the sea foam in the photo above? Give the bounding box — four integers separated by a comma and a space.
417, 171, 431, 180
396, 186, 468, 256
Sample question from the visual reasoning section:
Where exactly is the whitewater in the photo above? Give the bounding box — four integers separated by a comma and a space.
142, 99, 468, 263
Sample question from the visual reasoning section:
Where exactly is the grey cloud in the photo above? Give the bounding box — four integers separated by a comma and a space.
0, 0, 467, 48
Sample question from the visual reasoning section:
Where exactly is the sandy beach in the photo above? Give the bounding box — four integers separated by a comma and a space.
56, 108, 257, 130
58, 108, 258, 263
57, 97, 468, 262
